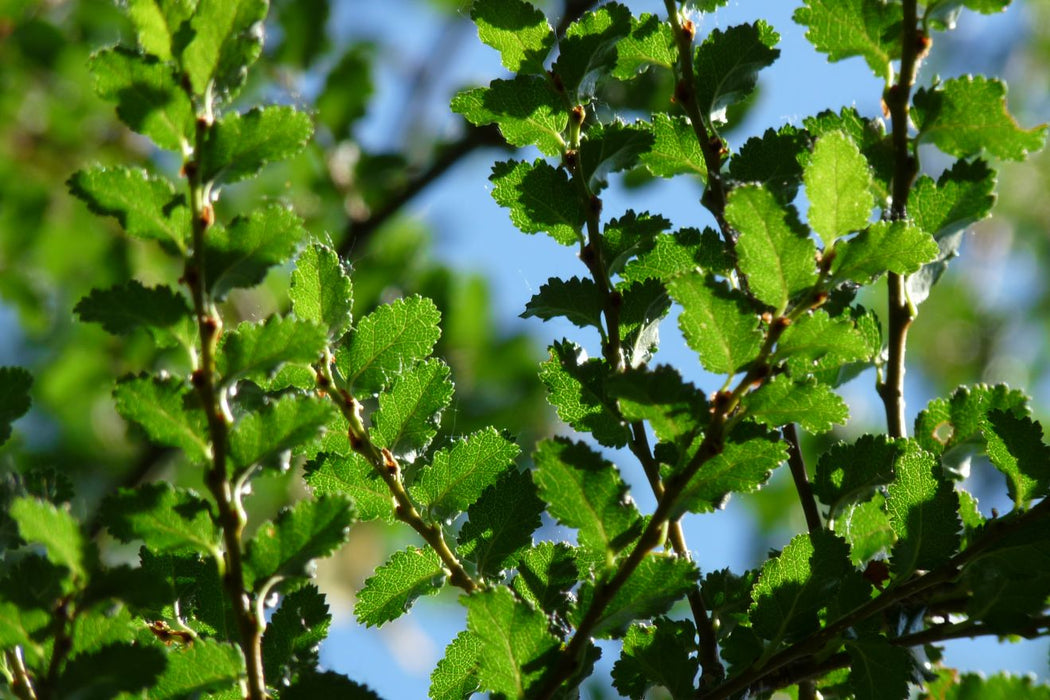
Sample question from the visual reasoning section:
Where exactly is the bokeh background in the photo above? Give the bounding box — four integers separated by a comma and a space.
1, 0, 1048, 697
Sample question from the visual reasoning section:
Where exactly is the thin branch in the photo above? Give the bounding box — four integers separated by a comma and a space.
6, 648, 37, 700
783, 424, 821, 534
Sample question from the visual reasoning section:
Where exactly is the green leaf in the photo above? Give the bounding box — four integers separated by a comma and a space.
200, 106, 313, 185
263, 584, 330, 681
114, 375, 209, 464
337, 295, 441, 395
205, 205, 306, 299
775, 309, 873, 377
102, 483, 217, 555
742, 375, 849, 433
804, 130, 874, 244
575, 555, 698, 638
554, 3, 632, 101
886, 440, 960, 576
606, 365, 708, 447
512, 542, 579, 618
835, 494, 896, 564
89, 47, 193, 150
219, 316, 327, 383
68, 166, 189, 250
11, 497, 88, 579
910, 159, 997, 239
354, 546, 444, 626
694, 21, 780, 121
180, 0, 267, 100
831, 220, 939, 284
669, 274, 762, 375
522, 276, 604, 331
601, 210, 669, 278
533, 437, 643, 562
471, 0, 554, 74
458, 469, 544, 577
913, 384, 1029, 456
815, 435, 900, 515
729, 125, 808, 204
622, 227, 731, 283
317, 45, 372, 137
290, 244, 354, 339
793, 0, 902, 81
466, 587, 560, 697
538, 340, 630, 448
750, 531, 861, 647
804, 108, 894, 202
675, 427, 785, 516
931, 672, 1050, 700
75, 281, 191, 346
845, 637, 916, 700
229, 395, 335, 472
283, 672, 382, 700
962, 519, 1050, 631
611, 618, 699, 700
913, 75, 1047, 161
612, 13, 676, 79
580, 120, 654, 192
56, 643, 166, 699
305, 452, 393, 522
125, 0, 193, 60
151, 639, 245, 700
490, 159, 585, 246
984, 411, 1050, 508
726, 184, 817, 311
411, 427, 520, 517
0, 366, 32, 447
639, 114, 707, 180
451, 76, 566, 156
246, 496, 353, 587
619, 278, 671, 368
372, 358, 453, 455
431, 631, 481, 700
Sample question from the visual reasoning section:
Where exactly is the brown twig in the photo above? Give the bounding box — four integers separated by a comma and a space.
784, 424, 822, 534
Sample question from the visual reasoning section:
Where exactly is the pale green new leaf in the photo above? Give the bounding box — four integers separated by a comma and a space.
743, 375, 849, 433
471, 0, 553, 74
910, 159, 997, 239
290, 244, 354, 339
804, 107, 894, 202
538, 340, 630, 448
804, 130, 874, 244
201, 107, 313, 184
451, 76, 566, 156
793, 0, 902, 81
490, 159, 585, 246
75, 281, 191, 347
90, 47, 193, 150
0, 367, 32, 447
114, 375, 209, 464
466, 588, 560, 697
229, 395, 335, 472
611, 618, 699, 700
669, 274, 762, 375
675, 428, 785, 516
984, 411, 1050, 508
913, 75, 1047, 161
102, 483, 217, 555
694, 21, 780, 120
180, 0, 267, 100
533, 437, 643, 561
354, 546, 444, 626
639, 114, 707, 180
68, 166, 189, 250
431, 631, 481, 700
245, 495, 354, 588
612, 13, 675, 79
831, 220, 939, 284
458, 469, 544, 577
219, 316, 327, 382
521, 276, 604, 331
726, 184, 817, 310
371, 358, 453, 455
846, 637, 916, 700
205, 205, 307, 299
338, 295, 441, 395
150, 639, 244, 700
411, 427, 520, 516
125, 0, 194, 60
11, 497, 87, 579
886, 440, 961, 576
305, 452, 393, 522
554, 3, 632, 101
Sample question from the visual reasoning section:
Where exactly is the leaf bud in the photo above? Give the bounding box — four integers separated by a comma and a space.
681, 19, 695, 42
200, 203, 215, 228
571, 104, 586, 125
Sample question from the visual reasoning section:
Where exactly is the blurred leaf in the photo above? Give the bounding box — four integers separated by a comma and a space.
246, 495, 354, 587
114, 375, 209, 464
804, 130, 873, 244
273, 0, 330, 68
372, 358, 453, 455
458, 469, 544, 577
793, 0, 902, 81
452, 76, 566, 156
103, 483, 217, 555
56, 643, 165, 699
669, 274, 762, 375
11, 497, 88, 579
471, 0, 554, 75
611, 618, 699, 700
539, 340, 630, 448
205, 205, 306, 299
151, 639, 245, 699
354, 546, 444, 627
291, 243, 354, 339
180, 0, 267, 100
924, 672, 1050, 700
0, 367, 32, 447
317, 44, 373, 136
411, 427, 520, 516
886, 439, 960, 576
229, 395, 335, 472
125, 0, 195, 60
283, 672, 382, 699
200, 106, 314, 185
490, 159, 585, 246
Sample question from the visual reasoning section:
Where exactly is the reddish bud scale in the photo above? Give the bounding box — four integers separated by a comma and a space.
382, 448, 398, 475
200, 203, 215, 228
916, 32, 932, 59
681, 19, 695, 42
571, 105, 586, 125
348, 430, 364, 451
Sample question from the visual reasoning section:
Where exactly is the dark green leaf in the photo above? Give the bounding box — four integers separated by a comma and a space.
963, 518, 1050, 631
622, 227, 731, 283
619, 278, 671, 367
471, 0, 554, 75
114, 375, 209, 464
815, 435, 900, 515
68, 166, 189, 250
56, 643, 165, 699
669, 274, 762, 375
793, 0, 902, 81
804, 130, 874, 244
728, 125, 808, 204
694, 21, 780, 120
219, 316, 327, 383
611, 618, 699, 700
522, 276, 604, 332
151, 639, 245, 699
911, 159, 997, 239
411, 427, 520, 517
317, 45, 373, 137
913, 75, 1047, 161
452, 76, 566, 156
245, 495, 354, 587
743, 375, 848, 433
90, 47, 193, 150
831, 220, 939, 284
67, 606, 138, 660
846, 637, 916, 700
431, 630, 481, 700
200, 106, 314, 184
0, 366, 32, 447
466, 587, 560, 697
11, 497, 88, 579
984, 411, 1050, 508
229, 395, 334, 472
102, 483, 217, 555
283, 671, 382, 700
305, 452, 393, 522
538, 340, 630, 448
554, 3, 632, 102
263, 584, 330, 682
612, 13, 675, 79
606, 364, 707, 446
913, 384, 1029, 456
271, 0, 330, 67
458, 469, 544, 577
205, 205, 306, 299
639, 114, 706, 179
533, 437, 643, 561
180, 0, 267, 100
512, 542, 579, 618
354, 546, 444, 626
290, 243, 354, 339
675, 427, 785, 516
580, 120, 654, 192
726, 184, 817, 311
490, 159, 585, 246
372, 358, 452, 456
886, 439, 960, 576
75, 281, 191, 347
601, 210, 668, 278
337, 295, 441, 395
